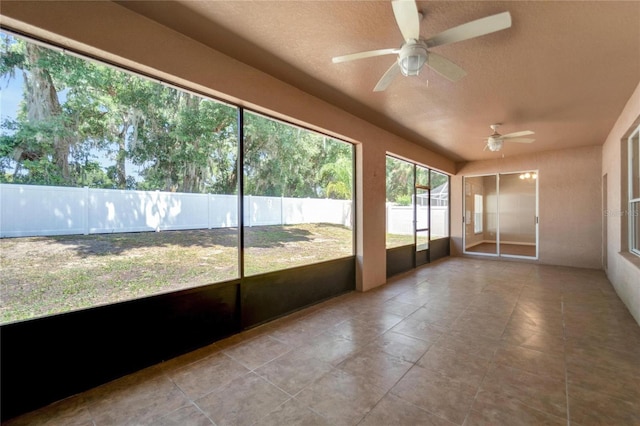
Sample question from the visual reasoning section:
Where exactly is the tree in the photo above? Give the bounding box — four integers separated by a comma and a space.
1, 32, 354, 199
386, 157, 413, 204
1, 36, 75, 183
243, 112, 352, 199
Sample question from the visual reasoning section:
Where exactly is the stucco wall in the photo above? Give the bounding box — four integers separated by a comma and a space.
453, 145, 603, 269
601, 81, 640, 325
0, 1, 455, 292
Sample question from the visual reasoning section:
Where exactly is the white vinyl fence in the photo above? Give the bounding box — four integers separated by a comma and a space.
0, 184, 352, 238
386, 204, 449, 237
0, 184, 448, 238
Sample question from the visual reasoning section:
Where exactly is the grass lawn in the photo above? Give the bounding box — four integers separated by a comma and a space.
386, 233, 415, 248
0, 223, 353, 324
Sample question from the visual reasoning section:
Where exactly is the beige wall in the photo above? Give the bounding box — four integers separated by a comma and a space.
602, 81, 640, 325
453, 145, 602, 268
0, 1, 455, 292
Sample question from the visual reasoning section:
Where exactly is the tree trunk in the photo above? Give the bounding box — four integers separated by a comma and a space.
24, 44, 71, 182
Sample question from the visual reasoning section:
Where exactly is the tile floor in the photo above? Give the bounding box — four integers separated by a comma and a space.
5, 257, 640, 425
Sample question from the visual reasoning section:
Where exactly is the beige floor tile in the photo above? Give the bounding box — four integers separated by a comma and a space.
390, 317, 446, 342
267, 321, 327, 347
167, 352, 250, 400
493, 344, 565, 381
359, 394, 456, 426
159, 343, 221, 371
195, 372, 289, 426
430, 329, 501, 360
417, 345, 491, 388
479, 364, 567, 419
298, 331, 362, 366
567, 360, 640, 405
367, 330, 432, 362
353, 310, 405, 329
568, 384, 640, 425
379, 299, 422, 317
466, 293, 518, 316
327, 317, 393, 344
565, 338, 640, 375
466, 390, 566, 426
501, 324, 565, 356
507, 309, 565, 338
451, 310, 510, 339
337, 347, 413, 391
223, 335, 291, 370
407, 306, 464, 328
256, 398, 330, 426
155, 403, 213, 426
295, 369, 387, 426
86, 373, 189, 425
391, 365, 478, 425
254, 348, 334, 395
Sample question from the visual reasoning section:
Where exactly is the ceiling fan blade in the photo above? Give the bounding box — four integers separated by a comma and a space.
374, 62, 401, 92
426, 52, 467, 81
483, 144, 489, 151
501, 130, 535, 139
392, 0, 420, 41
504, 138, 535, 143
425, 11, 512, 48
332, 48, 399, 64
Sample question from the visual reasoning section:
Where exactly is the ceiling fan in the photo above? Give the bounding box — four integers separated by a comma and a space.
332, 0, 512, 92
484, 124, 535, 152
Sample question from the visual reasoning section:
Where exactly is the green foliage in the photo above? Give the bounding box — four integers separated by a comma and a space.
243, 112, 352, 199
386, 156, 413, 203
395, 194, 413, 206
1, 32, 354, 199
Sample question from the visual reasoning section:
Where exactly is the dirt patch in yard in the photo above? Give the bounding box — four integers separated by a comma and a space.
0, 223, 353, 324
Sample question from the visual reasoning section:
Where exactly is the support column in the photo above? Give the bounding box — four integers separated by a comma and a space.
355, 142, 387, 292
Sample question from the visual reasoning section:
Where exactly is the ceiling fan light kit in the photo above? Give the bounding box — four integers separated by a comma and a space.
332, 0, 512, 91
487, 138, 504, 152
398, 41, 428, 76
483, 124, 535, 152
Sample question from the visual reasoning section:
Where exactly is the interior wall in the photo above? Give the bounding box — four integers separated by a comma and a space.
452, 145, 602, 268
0, 1, 455, 292
601, 81, 640, 325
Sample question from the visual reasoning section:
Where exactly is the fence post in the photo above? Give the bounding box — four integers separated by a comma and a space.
155, 190, 161, 232
83, 186, 89, 235
247, 194, 252, 227
281, 195, 284, 225
208, 193, 212, 229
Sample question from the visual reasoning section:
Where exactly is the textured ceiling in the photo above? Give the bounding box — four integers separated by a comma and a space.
118, 1, 640, 163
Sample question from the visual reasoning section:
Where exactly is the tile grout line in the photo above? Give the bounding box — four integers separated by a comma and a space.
561, 295, 571, 426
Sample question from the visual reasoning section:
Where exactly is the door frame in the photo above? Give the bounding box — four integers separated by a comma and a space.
463, 171, 539, 260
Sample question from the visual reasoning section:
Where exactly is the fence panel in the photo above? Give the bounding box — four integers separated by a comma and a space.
0, 184, 356, 238
1, 184, 449, 239
0, 184, 86, 237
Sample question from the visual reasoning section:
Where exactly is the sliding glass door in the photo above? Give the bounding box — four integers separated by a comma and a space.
498, 172, 538, 257
464, 175, 498, 255
463, 172, 538, 259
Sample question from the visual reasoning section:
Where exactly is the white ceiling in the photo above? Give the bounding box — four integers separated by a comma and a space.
118, 1, 640, 163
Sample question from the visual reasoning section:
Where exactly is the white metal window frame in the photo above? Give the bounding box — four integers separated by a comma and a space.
629, 124, 640, 257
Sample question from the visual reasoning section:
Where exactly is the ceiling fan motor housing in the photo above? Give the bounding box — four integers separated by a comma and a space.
398, 41, 428, 76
